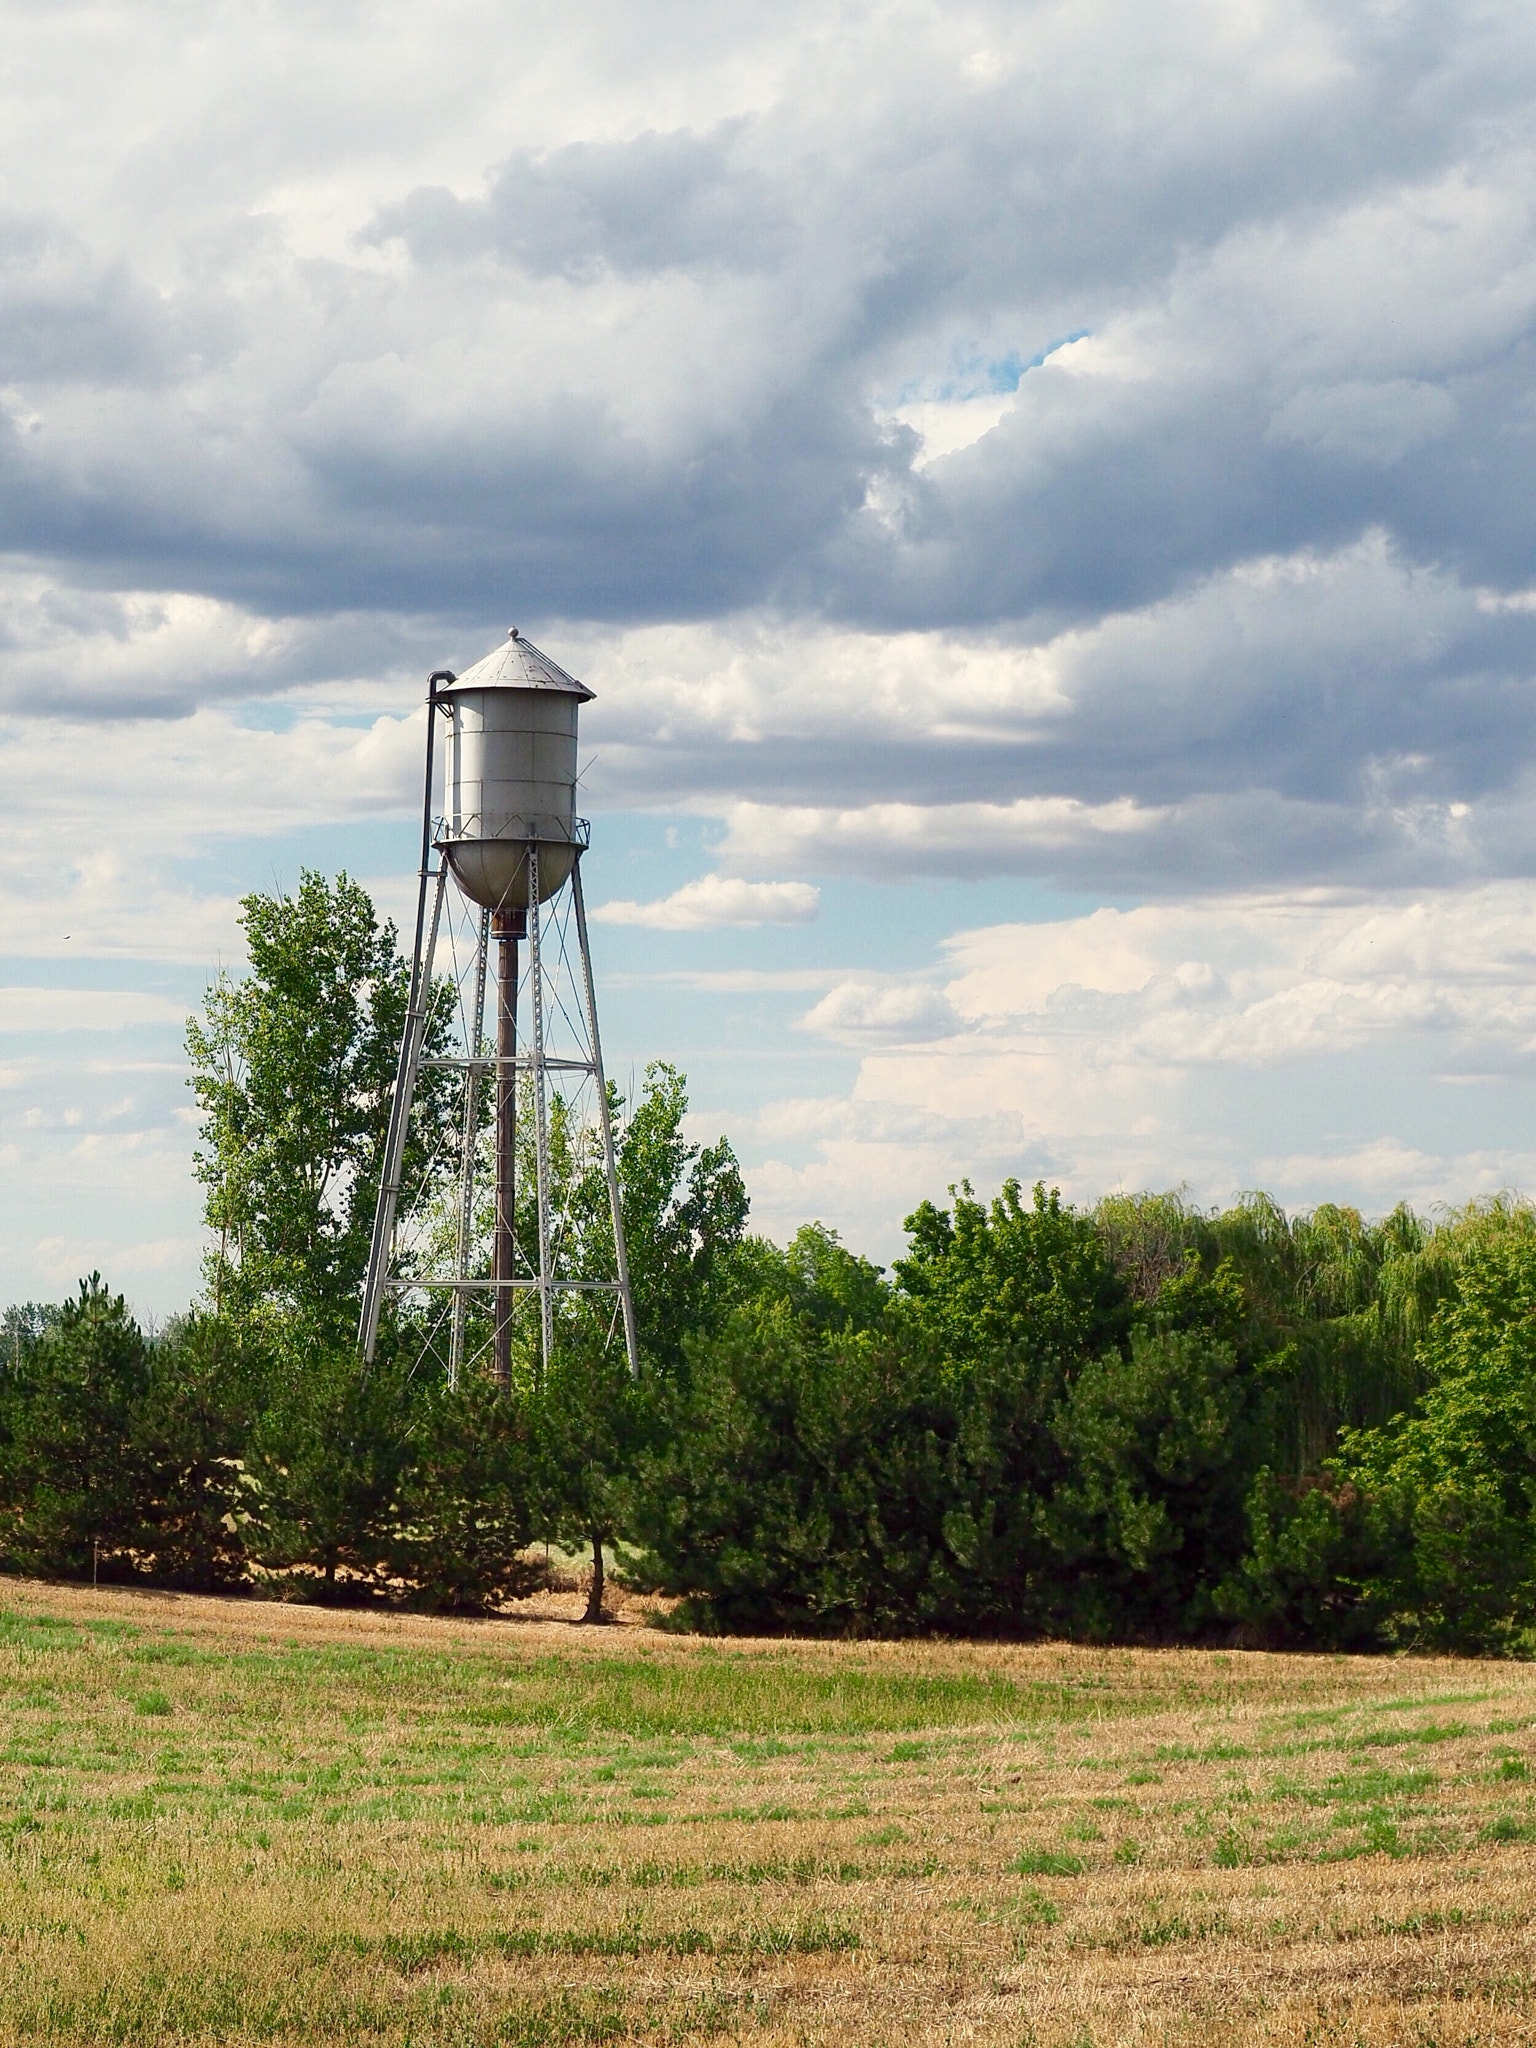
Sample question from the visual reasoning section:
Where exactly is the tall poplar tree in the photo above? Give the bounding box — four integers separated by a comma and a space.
186, 870, 453, 1333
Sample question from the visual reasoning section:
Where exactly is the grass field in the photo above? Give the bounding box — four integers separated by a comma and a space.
0, 1585, 1532, 2045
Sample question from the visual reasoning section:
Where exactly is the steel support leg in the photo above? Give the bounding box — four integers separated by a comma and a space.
359, 862, 448, 1362
572, 856, 640, 1379
492, 903, 523, 1392
527, 845, 554, 1375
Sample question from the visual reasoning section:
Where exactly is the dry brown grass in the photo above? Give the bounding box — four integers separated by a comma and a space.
0, 1579, 1532, 2045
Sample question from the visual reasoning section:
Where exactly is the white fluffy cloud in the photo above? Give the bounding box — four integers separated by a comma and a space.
796, 886, 1536, 1077
0, 690, 427, 959
591, 874, 819, 929
0, 1, 1532, 651
723, 884, 1536, 1256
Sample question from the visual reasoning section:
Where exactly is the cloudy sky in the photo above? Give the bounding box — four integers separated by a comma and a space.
7, 0, 1536, 1311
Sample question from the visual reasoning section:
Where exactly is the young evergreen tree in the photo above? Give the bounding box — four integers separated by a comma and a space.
633, 1300, 970, 1635
535, 1308, 653, 1622
0, 1277, 151, 1579
242, 1337, 415, 1597
127, 1312, 272, 1589
389, 1371, 543, 1612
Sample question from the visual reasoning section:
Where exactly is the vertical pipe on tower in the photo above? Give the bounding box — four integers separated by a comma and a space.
449, 905, 491, 1388
357, 668, 453, 1364
492, 905, 523, 1390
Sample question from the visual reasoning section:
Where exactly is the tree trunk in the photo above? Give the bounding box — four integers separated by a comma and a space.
582, 1532, 607, 1624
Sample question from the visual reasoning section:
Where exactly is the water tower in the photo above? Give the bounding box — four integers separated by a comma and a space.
358, 629, 638, 1386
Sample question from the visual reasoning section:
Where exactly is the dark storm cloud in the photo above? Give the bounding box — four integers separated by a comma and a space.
368, 122, 788, 278
7, 0, 1536, 893
821, 342, 1536, 632
0, 214, 232, 386
2, 0, 1531, 622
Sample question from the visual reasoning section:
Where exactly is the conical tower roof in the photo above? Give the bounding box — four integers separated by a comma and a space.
450, 627, 593, 700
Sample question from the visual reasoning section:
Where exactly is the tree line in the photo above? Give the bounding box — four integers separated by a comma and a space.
6, 870, 1536, 1653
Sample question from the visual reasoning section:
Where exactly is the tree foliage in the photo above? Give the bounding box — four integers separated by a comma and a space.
1339, 1232, 1536, 1651
618, 1063, 749, 1375
186, 870, 454, 1333
13, 869, 1536, 1648
0, 1279, 264, 1589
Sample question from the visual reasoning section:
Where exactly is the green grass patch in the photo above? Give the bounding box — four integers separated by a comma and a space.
1138, 1908, 1225, 1947
1272, 1766, 1435, 1809
1350, 1721, 1468, 1750
1011, 1848, 1083, 1876
1480, 1813, 1536, 1844
560, 1854, 891, 1887
288, 1913, 860, 1970
0, 1585, 1530, 2047
1319, 1811, 1408, 1861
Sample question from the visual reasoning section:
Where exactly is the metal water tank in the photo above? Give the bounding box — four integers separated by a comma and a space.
437, 628, 593, 910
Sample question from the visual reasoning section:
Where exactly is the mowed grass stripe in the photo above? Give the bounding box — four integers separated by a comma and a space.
0, 1615, 1143, 1736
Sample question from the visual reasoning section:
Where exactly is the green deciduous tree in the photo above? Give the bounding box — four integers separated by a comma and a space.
895, 1179, 1128, 1381
1342, 1233, 1536, 1651
186, 870, 454, 1334
618, 1064, 749, 1374
433, 1062, 749, 1387
890, 1180, 1132, 1626
727, 1223, 890, 1338
504, 1064, 749, 1613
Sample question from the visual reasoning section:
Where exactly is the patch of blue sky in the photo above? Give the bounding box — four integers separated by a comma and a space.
890, 330, 1092, 407
227, 698, 392, 733
0, 957, 207, 997
170, 807, 1129, 967
1140, 1040, 1536, 1186
225, 698, 302, 732
170, 816, 423, 899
